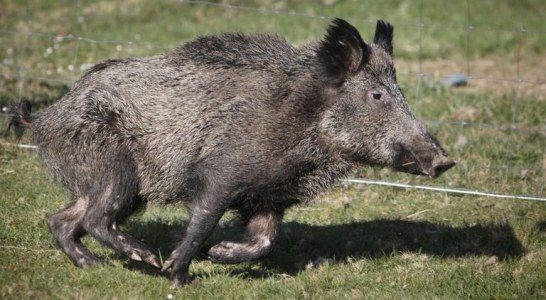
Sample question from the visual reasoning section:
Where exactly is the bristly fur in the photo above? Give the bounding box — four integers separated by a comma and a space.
317, 18, 370, 82
17, 18, 453, 287
373, 20, 394, 56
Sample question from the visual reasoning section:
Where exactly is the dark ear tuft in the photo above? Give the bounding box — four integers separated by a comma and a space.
317, 18, 370, 82
373, 20, 394, 56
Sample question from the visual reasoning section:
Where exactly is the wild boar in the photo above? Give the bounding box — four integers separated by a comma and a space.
14, 18, 454, 286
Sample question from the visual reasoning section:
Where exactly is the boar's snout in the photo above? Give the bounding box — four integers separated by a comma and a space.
429, 154, 456, 178
393, 142, 455, 179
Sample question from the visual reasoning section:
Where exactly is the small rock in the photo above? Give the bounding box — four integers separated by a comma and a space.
444, 74, 468, 87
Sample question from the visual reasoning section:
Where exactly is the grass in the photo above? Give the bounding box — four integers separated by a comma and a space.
1, 0, 545, 299
1, 147, 545, 299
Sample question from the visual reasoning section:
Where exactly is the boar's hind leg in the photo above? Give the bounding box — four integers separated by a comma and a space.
207, 210, 282, 263
80, 155, 161, 268
48, 197, 99, 267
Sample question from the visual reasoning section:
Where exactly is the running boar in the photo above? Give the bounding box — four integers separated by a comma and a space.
16, 18, 454, 286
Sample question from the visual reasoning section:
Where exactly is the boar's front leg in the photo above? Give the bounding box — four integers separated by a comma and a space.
207, 210, 282, 263
162, 184, 229, 287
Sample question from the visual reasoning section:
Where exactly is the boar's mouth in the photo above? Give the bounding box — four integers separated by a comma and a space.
393, 143, 455, 179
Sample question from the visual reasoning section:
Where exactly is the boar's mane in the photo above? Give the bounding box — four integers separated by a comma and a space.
171, 33, 304, 73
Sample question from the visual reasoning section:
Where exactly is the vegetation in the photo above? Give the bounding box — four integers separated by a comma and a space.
1, 0, 545, 299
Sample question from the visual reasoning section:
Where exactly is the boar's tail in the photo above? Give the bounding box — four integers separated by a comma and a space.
3, 100, 33, 140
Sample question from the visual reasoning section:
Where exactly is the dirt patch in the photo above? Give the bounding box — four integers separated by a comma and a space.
396, 54, 546, 100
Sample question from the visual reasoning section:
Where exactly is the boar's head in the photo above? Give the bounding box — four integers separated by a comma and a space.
317, 19, 455, 178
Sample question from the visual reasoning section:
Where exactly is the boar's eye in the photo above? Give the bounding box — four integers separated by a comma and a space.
372, 92, 382, 100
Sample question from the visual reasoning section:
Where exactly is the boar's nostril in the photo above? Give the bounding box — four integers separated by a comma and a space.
430, 159, 456, 178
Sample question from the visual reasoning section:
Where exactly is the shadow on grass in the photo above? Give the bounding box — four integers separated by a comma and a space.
121, 218, 525, 279
262, 220, 525, 275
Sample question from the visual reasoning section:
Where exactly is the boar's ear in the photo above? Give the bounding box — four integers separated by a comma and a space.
317, 18, 370, 82
373, 20, 394, 56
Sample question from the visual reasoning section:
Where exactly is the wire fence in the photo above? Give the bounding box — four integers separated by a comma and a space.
1, 0, 545, 200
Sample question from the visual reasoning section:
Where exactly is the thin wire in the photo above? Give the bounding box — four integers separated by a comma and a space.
344, 179, 546, 202
3, 140, 545, 202
0, 142, 38, 149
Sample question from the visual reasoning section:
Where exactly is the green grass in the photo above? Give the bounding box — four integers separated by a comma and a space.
1, 147, 545, 299
1, 0, 545, 299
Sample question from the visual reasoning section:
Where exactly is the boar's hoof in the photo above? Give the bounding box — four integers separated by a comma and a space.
170, 270, 192, 288
162, 259, 192, 287
161, 258, 174, 272
126, 248, 161, 268
161, 253, 192, 287
137, 251, 162, 269
207, 238, 273, 263
207, 241, 240, 263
